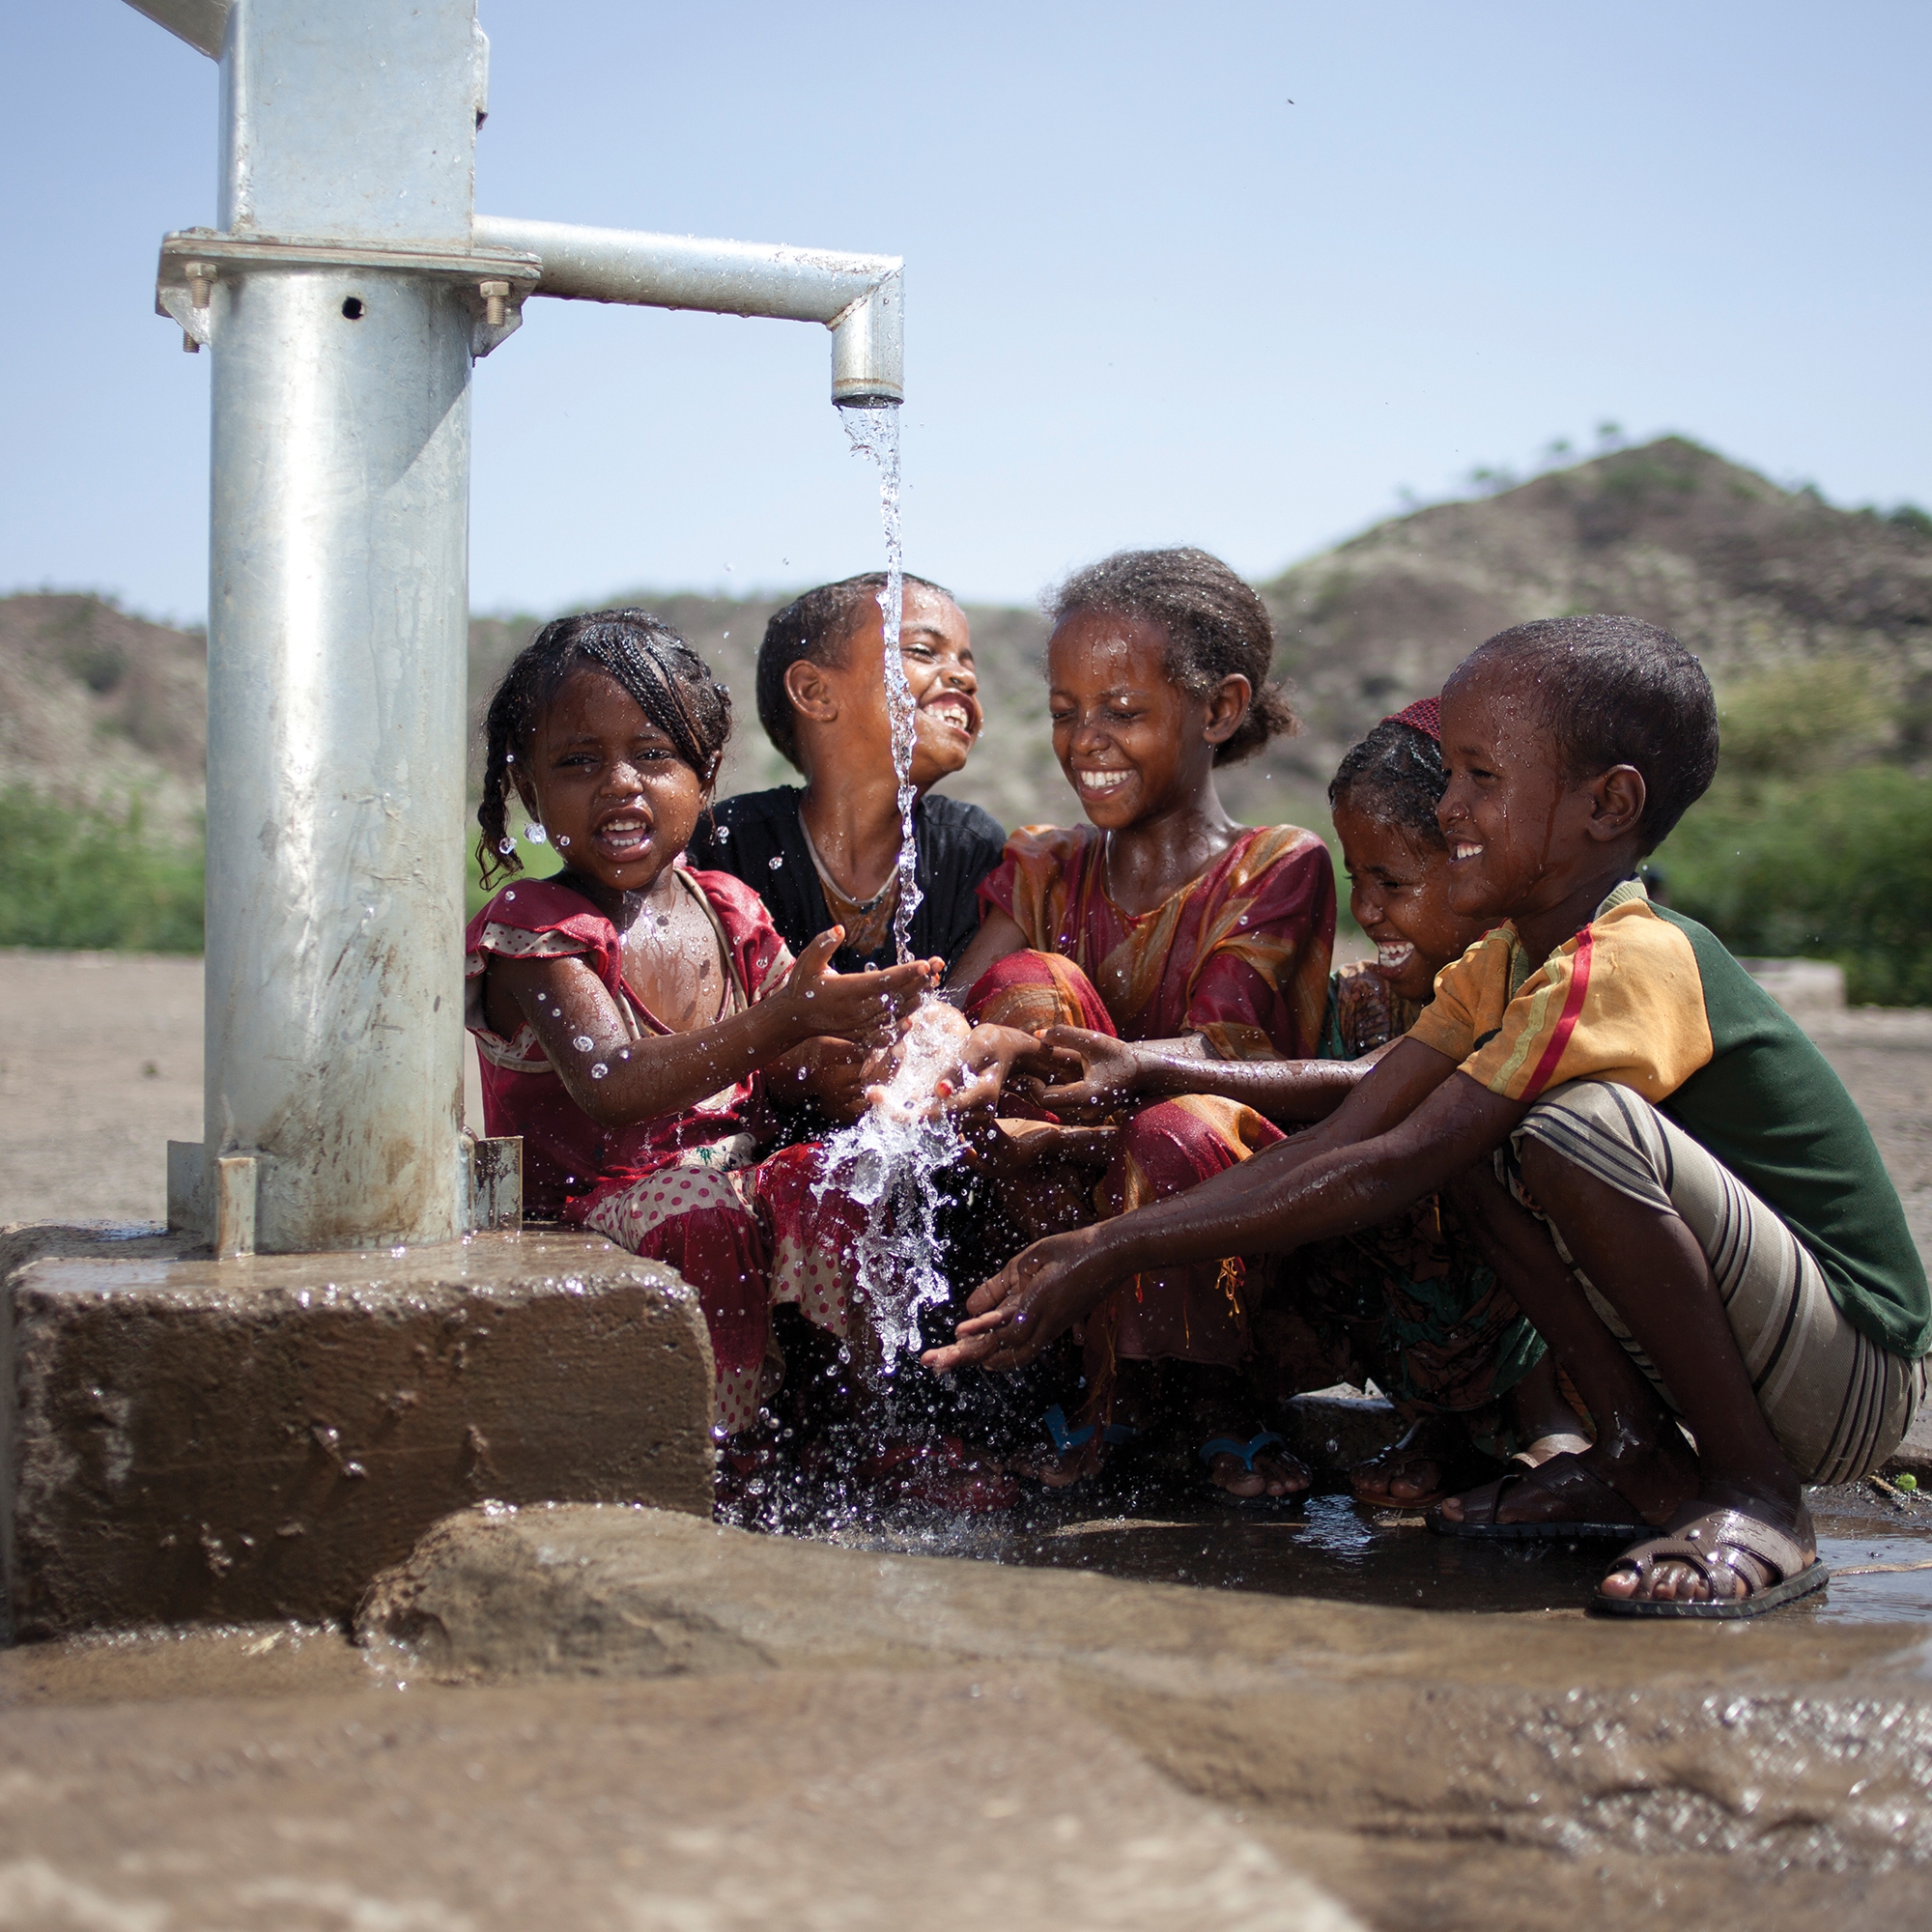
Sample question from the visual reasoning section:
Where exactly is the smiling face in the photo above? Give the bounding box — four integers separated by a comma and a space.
801, 584, 981, 789
1332, 801, 1489, 1003
516, 666, 707, 905
1046, 608, 1244, 830
1436, 661, 1615, 923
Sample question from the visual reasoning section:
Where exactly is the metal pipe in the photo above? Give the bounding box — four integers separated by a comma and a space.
474, 214, 903, 405
203, 269, 472, 1253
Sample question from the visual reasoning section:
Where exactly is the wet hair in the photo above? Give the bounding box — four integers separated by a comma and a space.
476, 609, 731, 888
1329, 719, 1448, 849
1046, 547, 1296, 765
1455, 614, 1719, 853
756, 571, 955, 772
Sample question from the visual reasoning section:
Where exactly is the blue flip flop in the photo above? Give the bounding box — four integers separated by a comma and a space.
1043, 1405, 1142, 1455
1198, 1429, 1308, 1504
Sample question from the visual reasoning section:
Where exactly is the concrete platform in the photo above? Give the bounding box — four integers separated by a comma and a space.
1, 1226, 714, 1635
358, 1504, 1932, 1875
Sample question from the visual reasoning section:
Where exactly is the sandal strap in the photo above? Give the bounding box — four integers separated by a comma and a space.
1607, 1509, 1812, 1601
1455, 1452, 1644, 1529
1198, 1430, 1288, 1472
1043, 1406, 1096, 1456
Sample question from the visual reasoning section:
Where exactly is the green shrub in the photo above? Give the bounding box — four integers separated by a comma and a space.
1662, 764, 1932, 1007
0, 787, 204, 952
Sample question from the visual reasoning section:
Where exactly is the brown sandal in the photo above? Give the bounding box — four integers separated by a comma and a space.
1427, 1451, 1650, 1541
1593, 1508, 1828, 1618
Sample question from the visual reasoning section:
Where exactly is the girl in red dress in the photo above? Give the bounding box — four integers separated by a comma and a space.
464, 611, 936, 1480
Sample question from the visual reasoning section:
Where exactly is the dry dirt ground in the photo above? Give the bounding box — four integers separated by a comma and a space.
4, 950, 1927, 1262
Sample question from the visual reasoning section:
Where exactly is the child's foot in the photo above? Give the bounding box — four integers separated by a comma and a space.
1436, 1434, 1697, 1534
1351, 1413, 1504, 1508
1189, 1369, 1308, 1501
1009, 1404, 1138, 1489
1597, 1489, 1819, 1610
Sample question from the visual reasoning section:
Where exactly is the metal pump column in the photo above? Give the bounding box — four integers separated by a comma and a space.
173, 0, 495, 1251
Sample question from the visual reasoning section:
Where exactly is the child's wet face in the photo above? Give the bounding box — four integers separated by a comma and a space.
1046, 610, 1225, 831
1436, 665, 1597, 921
1332, 802, 1487, 1004
520, 668, 705, 900
819, 586, 981, 788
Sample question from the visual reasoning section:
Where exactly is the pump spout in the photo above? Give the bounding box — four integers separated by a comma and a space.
473, 214, 902, 406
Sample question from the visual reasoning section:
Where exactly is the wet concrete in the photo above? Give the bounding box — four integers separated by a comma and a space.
1, 1226, 714, 1634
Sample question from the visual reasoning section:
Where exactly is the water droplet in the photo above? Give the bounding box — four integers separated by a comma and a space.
572, 1035, 594, 1052
504, 890, 516, 900
769, 856, 784, 870
714, 825, 730, 842
555, 834, 570, 847
525, 823, 548, 844
590, 1063, 610, 1080
804, 990, 815, 1000
497, 838, 516, 855
504, 751, 515, 762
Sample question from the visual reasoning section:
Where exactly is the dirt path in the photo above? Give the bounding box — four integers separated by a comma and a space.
0, 951, 484, 1226
5, 951, 1927, 1258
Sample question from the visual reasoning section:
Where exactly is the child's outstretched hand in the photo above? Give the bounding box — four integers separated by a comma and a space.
1024, 1026, 1146, 1116
939, 1022, 1060, 1118
775, 928, 939, 1051
921, 1228, 1109, 1374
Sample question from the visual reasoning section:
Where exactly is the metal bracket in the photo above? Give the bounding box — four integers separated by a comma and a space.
165, 1142, 260, 1258
154, 228, 542, 358
464, 1134, 524, 1234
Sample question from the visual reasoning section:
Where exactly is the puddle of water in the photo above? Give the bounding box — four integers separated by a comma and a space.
791, 1476, 1932, 1622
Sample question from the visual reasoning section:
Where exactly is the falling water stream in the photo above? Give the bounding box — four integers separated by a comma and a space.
811, 402, 964, 1371
838, 402, 923, 964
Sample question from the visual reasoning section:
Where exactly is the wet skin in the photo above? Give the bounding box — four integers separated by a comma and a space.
936, 611, 1302, 1498
944, 610, 1253, 1111
784, 586, 980, 1116
1015, 799, 1492, 1140
481, 668, 939, 1132
930, 658, 1810, 1603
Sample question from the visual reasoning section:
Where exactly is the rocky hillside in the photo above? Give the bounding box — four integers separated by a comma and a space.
0, 594, 208, 842
10, 437, 1929, 847
1261, 437, 1932, 795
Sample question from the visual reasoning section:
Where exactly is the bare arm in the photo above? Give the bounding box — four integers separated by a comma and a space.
1029, 1027, 1384, 1124
492, 928, 936, 1131
923, 1041, 1523, 1372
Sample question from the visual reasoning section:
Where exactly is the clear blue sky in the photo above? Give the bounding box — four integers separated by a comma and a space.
5, 2, 1928, 623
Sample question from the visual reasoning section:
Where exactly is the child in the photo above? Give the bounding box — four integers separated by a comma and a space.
930, 614, 1929, 1615
465, 610, 937, 1475
1031, 698, 1584, 1505
943, 547, 1337, 1498
689, 572, 1005, 974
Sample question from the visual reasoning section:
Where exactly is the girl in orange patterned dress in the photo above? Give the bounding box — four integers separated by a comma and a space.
939, 549, 1335, 1497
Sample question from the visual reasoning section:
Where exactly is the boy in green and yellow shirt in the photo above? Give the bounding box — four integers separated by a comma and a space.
926, 613, 1926, 1618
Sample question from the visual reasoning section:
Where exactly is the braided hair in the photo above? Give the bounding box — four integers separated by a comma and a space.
1047, 547, 1297, 765
1328, 710, 1447, 850
476, 609, 731, 889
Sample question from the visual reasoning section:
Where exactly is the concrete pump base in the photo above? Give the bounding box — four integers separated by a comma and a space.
0, 1226, 713, 1636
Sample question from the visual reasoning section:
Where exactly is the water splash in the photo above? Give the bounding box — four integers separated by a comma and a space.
811, 1001, 967, 1369
840, 402, 923, 963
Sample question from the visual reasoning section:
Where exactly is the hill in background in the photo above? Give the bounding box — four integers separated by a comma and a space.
6, 435, 1929, 980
